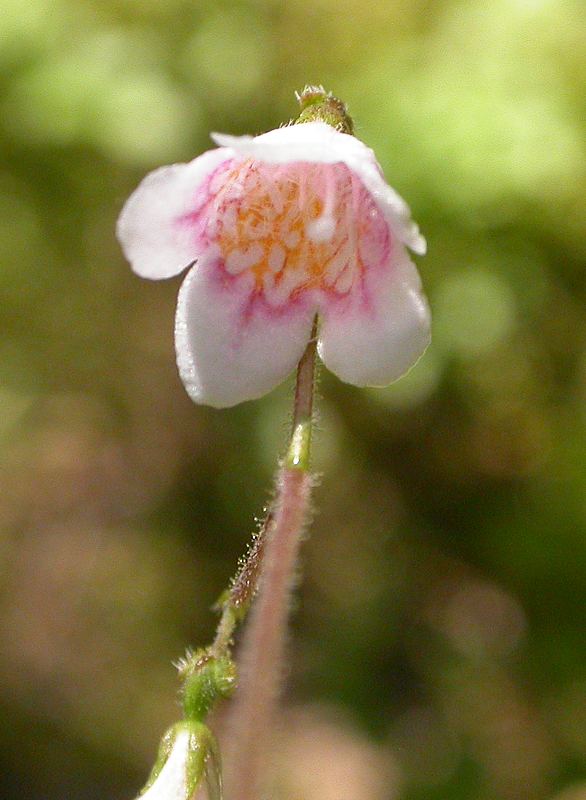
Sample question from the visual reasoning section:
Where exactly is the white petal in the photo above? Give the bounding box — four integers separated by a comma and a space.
212, 122, 426, 255
117, 148, 230, 280
317, 244, 431, 387
140, 730, 190, 800
175, 256, 316, 408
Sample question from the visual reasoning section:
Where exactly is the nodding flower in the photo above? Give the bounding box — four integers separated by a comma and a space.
117, 116, 430, 408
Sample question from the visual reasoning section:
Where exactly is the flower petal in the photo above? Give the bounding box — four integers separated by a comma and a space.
212, 122, 426, 256
116, 148, 230, 280
140, 729, 190, 800
317, 244, 431, 387
175, 255, 316, 407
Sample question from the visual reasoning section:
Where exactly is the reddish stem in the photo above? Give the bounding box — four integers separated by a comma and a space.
223, 466, 312, 800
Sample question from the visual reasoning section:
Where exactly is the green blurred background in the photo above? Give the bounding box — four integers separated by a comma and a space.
1, 0, 585, 798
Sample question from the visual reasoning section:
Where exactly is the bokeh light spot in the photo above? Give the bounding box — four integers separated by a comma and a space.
434, 269, 517, 357
93, 72, 199, 166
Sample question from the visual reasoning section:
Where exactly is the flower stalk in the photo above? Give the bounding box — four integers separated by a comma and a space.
223, 332, 317, 800
148, 323, 317, 800
286, 316, 318, 470
210, 317, 318, 660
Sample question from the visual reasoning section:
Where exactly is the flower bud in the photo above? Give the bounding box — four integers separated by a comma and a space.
139, 720, 222, 800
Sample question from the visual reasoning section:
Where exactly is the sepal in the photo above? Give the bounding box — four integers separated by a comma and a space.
179, 648, 236, 722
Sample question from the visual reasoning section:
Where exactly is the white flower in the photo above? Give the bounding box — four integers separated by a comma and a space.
138, 722, 221, 800
117, 121, 430, 407
140, 728, 192, 800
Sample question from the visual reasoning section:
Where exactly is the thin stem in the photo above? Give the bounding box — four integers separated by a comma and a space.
293, 318, 318, 429
224, 324, 318, 800
224, 468, 312, 800
209, 317, 318, 660
211, 511, 274, 657
286, 316, 318, 470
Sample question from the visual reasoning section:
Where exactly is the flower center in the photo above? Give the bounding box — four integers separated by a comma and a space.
207, 159, 389, 306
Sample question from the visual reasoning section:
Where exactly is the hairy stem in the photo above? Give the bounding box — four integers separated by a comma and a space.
211, 511, 274, 658
224, 468, 312, 800
224, 322, 318, 800
209, 318, 318, 660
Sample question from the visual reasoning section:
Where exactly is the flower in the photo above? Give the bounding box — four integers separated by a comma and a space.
117, 119, 430, 408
